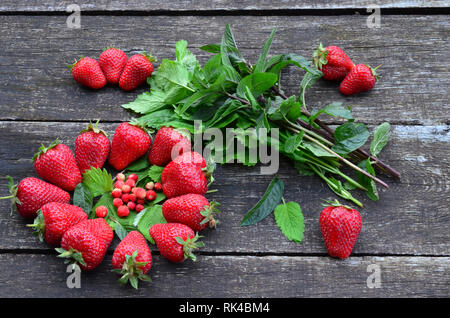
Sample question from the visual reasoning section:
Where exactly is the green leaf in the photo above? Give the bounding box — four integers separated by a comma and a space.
274, 201, 305, 244
114, 222, 128, 241
236, 72, 278, 99
269, 53, 322, 78
73, 183, 93, 215
370, 122, 391, 156
82, 168, 113, 197
200, 43, 221, 53
220, 24, 242, 83
268, 95, 301, 121
309, 102, 353, 124
125, 155, 151, 172
332, 122, 370, 155
122, 91, 167, 115
136, 205, 166, 244
283, 132, 304, 154
92, 193, 115, 219
241, 177, 284, 226
148, 165, 164, 183
357, 159, 379, 201
294, 161, 315, 176
299, 71, 322, 107
303, 141, 334, 157
254, 27, 276, 73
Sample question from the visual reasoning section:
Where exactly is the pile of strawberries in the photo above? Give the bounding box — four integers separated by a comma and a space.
313, 43, 380, 95
69, 47, 155, 91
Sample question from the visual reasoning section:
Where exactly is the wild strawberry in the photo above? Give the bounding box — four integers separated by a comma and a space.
95, 205, 108, 218
99, 47, 127, 84
135, 188, 146, 200
162, 194, 220, 232
145, 182, 154, 190
127, 201, 136, 211
69, 57, 107, 90
57, 218, 113, 271
125, 178, 136, 188
117, 205, 130, 218
122, 184, 131, 194
116, 173, 126, 181
161, 162, 207, 198
33, 139, 82, 191
75, 121, 111, 174
149, 223, 204, 263
313, 44, 355, 81
146, 190, 156, 201
154, 182, 162, 192
319, 200, 362, 259
135, 204, 145, 213
122, 193, 130, 203
108, 122, 152, 171
113, 198, 123, 207
137, 199, 145, 205
1, 177, 70, 218
128, 174, 138, 182
112, 231, 152, 289
114, 180, 125, 189
148, 127, 191, 166
112, 188, 122, 198
27, 202, 87, 246
129, 193, 137, 202
339, 64, 379, 96
119, 53, 155, 91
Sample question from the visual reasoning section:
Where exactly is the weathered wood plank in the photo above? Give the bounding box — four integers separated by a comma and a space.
1, 0, 448, 12
0, 15, 448, 124
0, 254, 448, 297
0, 122, 448, 255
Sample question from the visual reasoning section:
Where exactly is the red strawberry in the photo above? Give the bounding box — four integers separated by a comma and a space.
119, 53, 155, 91
1, 177, 70, 218
319, 200, 362, 259
149, 223, 204, 263
162, 194, 220, 232
161, 162, 208, 198
28, 202, 88, 246
172, 151, 206, 168
148, 127, 191, 166
313, 44, 355, 81
33, 139, 82, 191
112, 231, 152, 289
99, 47, 127, 84
339, 64, 379, 96
108, 122, 152, 170
57, 218, 113, 270
75, 121, 111, 174
69, 57, 107, 90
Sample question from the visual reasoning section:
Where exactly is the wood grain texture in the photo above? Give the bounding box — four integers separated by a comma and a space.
1, 0, 448, 12
0, 253, 448, 297
0, 122, 448, 255
0, 15, 449, 124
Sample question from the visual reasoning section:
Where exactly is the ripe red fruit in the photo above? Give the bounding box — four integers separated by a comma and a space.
33, 140, 82, 191
161, 151, 206, 184
145, 182, 154, 190
112, 188, 122, 198
125, 178, 136, 188
313, 44, 355, 81
340, 64, 379, 96
28, 202, 87, 246
108, 122, 152, 170
149, 223, 204, 263
75, 121, 111, 174
69, 57, 107, 90
122, 194, 130, 203
122, 184, 131, 194
135, 204, 145, 213
95, 205, 108, 218
135, 187, 146, 200
137, 199, 145, 205
129, 193, 137, 202
57, 218, 113, 271
319, 200, 362, 259
128, 174, 138, 182
162, 194, 220, 232
154, 182, 162, 192
119, 53, 155, 91
161, 162, 207, 198
114, 180, 125, 189
145, 190, 156, 201
148, 127, 191, 166
117, 205, 130, 218
116, 173, 126, 181
127, 201, 136, 211
1, 176, 70, 218
113, 198, 123, 207
112, 231, 152, 289
99, 47, 127, 84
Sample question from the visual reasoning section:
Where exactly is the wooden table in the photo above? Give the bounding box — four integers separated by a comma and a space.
0, 1, 449, 298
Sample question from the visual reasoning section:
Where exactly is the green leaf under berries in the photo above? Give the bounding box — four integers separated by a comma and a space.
135, 205, 166, 244
125, 155, 151, 171
91, 193, 115, 218
148, 165, 164, 183
114, 222, 128, 241
370, 122, 391, 157
274, 201, 305, 244
73, 183, 93, 215
82, 168, 113, 197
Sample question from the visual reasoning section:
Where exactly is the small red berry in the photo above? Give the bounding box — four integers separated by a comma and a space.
135, 187, 147, 200
137, 199, 145, 205
131, 187, 138, 194
95, 205, 108, 218
127, 201, 136, 210
145, 182, 154, 190
129, 193, 137, 202
122, 184, 131, 193
125, 178, 136, 188
128, 174, 139, 182
146, 190, 157, 201
116, 173, 126, 181
135, 204, 145, 213
114, 180, 125, 189
154, 182, 162, 192
117, 205, 130, 218
112, 188, 122, 198
113, 198, 123, 208
122, 194, 130, 203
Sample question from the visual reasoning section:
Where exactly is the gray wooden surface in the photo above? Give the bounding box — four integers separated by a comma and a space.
0, 2, 449, 298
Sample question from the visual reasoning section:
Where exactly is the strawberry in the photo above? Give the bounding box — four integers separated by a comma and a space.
57, 218, 113, 270
99, 47, 127, 84
69, 57, 107, 90
112, 231, 152, 289
108, 122, 152, 171
28, 202, 88, 246
148, 127, 191, 166
339, 64, 379, 96
95, 205, 108, 218
119, 53, 155, 91
319, 200, 362, 259
162, 194, 220, 232
1, 177, 70, 218
33, 139, 82, 191
161, 151, 207, 184
149, 223, 204, 263
75, 121, 111, 174
313, 44, 355, 81
161, 162, 208, 198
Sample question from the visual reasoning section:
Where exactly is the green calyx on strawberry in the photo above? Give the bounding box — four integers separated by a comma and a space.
174, 232, 205, 262
113, 250, 152, 289
312, 43, 329, 69
139, 51, 157, 64
199, 201, 221, 228
32, 139, 61, 162
321, 199, 353, 210
368, 64, 381, 81
26, 210, 45, 241
55, 247, 86, 272
67, 56, 85, 70
80, 120, 108, 136
0, 176, 21, 215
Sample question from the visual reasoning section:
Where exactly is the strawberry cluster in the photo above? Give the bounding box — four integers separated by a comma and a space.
69, 47, 155, 91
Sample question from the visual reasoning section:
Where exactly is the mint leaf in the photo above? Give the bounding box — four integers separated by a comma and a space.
303, 141, 334, 157
357, 159, 379, 201
254, 27, 276, 73
73, 183, 93, 215
332, 122, 370, 155
148, 165, 164, 183
236, 73, 278, 99
241, 176, 284, 226
269, 53, 322, 78
82, 168, 113, 197
309, 102, 353, 124
136, 205, 166, 244
122, 91, 167, 115
283, 132, 304, 154
274, 201, 305, 244
370, 122, 391, 156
